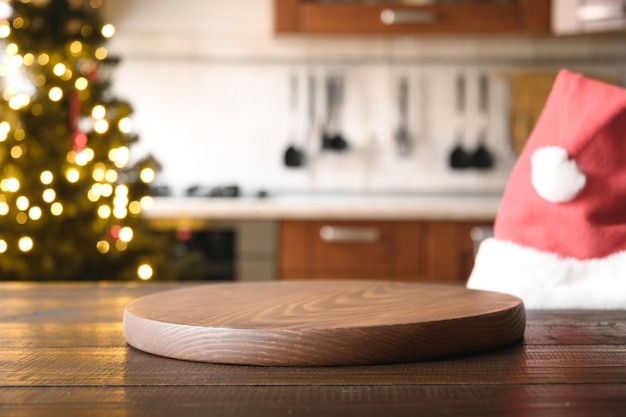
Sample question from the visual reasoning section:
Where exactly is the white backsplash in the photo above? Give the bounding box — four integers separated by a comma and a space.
102, 0, 626, 197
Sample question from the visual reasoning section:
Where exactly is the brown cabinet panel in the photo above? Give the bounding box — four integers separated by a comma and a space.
279, 220, 423, 280
422, 221, 492, 283
391, 221, 423, 275
278, 219, 490, 283
274, 0, 550, 35
313, 221, 394, 272
278, 220, 314, 271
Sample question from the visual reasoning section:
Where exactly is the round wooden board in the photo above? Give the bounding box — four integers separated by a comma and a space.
123, 280, 525, 366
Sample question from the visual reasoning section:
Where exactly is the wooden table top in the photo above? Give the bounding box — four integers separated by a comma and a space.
1, 281, 625, 416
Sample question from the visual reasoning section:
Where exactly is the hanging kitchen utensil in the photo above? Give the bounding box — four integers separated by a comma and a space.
283, 73, 305, 168
322, 73, 349, 151
395, 76, 412, 157
449, 73, 472, 169
306, 72, 316, 153
472, 73, 494, 169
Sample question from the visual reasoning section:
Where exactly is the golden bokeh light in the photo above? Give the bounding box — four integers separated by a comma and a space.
75, 149, 94, 166
22, 53, 35, 66
48, 86, 63, 102
101, 23, 115, 38
115, 184, 129, 196
91, 104, 106, 119
95, 46, 107, 60
9, 93, 30, 110
42, 188, 56, 203
69, 40, 83, 55
1, 177, 20, 192
119, 226, 133, 242
16, 212, 27, 224
75, 77, 88, 90
104, 169, 118, 183
12, 17, 24, 29
16, 196, 29, 211
0, 121, 10, 133
97, 205, 111, 219
96, 240, 110, 254
137, 264, 153, 280
94, 119, 109, 134
128, 200, 142, 215
109, 146, 129, 167
37, 53, 50, 65
101, 183, 113, 197
18, 236, 33, 252
53, 63, 66, 76
115, 240, 127, 251
29, 206, 42, 220
65, 168, 80, 183
140, 167, 156, 183
92, 164, 106, 181
14, 128, 25, 141
10, 145, 23, 158
140, 196, 153, 209
118, 117, 132, 133
40, 170, 53, 184
113, 206, 127, 219
50, 202, 63, 216
6, 43, 18, 55
113, 194, 128, 207
0, 22, 10, 39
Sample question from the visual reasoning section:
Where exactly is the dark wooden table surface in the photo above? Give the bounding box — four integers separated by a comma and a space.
1, 282, 625, 417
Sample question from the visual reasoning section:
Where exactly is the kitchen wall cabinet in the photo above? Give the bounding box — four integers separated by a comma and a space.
278, 219, 492, 283
274, 0, 550, 35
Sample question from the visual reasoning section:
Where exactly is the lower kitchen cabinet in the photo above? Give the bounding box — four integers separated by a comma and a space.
278, 219, 492, 283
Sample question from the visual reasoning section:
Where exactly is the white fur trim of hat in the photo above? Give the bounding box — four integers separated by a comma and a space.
467, 238, 626, 309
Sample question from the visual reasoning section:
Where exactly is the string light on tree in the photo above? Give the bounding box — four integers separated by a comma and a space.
0, 0, 166, 281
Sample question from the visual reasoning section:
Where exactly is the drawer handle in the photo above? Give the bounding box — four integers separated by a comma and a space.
380, 8, 438, 25
320, 226, 380, 243
575, 4, 625, 22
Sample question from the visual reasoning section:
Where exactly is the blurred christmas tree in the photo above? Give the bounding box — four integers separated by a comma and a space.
0, 0, 168, 280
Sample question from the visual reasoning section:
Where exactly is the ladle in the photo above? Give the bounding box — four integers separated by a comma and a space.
322, 73, 349, 151
283, 73, 305, 168
449, 73, 472, 169
472, 73, 494, 169
395, 76, 412, 156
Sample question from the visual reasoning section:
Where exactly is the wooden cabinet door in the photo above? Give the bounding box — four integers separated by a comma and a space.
278, 220, 423, 280
422, 221, 493, 283
274, 0, 550, 35
278, 219, 492, 282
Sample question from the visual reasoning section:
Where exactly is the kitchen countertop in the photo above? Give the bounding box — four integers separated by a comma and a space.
2, 281, 625, 416
143, 193, 502, 221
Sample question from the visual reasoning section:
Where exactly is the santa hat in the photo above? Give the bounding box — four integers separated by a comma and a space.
467, 69, 626, 309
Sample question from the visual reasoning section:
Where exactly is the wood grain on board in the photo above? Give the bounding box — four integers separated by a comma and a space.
123, 280, 525, 366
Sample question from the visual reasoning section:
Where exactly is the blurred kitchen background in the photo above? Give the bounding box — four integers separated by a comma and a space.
3, 0, 621, 283
90, 0, 626, 283
101, 0, 626, 198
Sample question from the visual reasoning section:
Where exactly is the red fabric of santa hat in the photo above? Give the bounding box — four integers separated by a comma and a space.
467, 69, 626, 309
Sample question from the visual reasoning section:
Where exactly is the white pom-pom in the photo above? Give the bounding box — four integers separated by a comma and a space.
531, 146, 586, 203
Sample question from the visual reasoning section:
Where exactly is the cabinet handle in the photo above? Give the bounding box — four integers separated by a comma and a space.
320, 226, 380, 243
575, 4, 625, 22
380, 8, 438, 25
